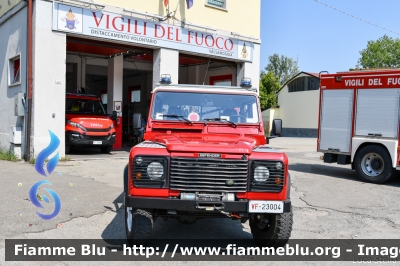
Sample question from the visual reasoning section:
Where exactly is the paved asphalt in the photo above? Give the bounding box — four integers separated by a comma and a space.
1, 137, 400, 265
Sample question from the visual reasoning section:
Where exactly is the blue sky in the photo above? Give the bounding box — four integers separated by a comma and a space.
260, 0, 400, 74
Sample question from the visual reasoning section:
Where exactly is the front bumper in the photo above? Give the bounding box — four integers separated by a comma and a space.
65, 131, 116, 146
124, 196, 291, 213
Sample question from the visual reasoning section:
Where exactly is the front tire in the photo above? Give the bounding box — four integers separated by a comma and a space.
250, 210, 293, 247
125, 208, 153, 246
354, 145, 395, 184
65, 145, 71, 154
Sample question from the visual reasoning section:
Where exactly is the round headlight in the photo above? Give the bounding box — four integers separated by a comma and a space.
254, 166, 270, 182
147, 162, 164, 180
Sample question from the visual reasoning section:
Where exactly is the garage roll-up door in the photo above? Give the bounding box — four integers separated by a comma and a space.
355, 89, 400, 138
320, 89, 353, 153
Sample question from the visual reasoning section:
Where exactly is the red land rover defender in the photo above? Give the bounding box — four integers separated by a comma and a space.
124, 80, 293, 246
65, 93, 116, 154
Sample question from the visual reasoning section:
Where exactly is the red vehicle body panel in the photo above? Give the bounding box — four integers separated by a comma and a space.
318, 69, 400, 160
65, 93, 116, 149
127, 86, 289, 203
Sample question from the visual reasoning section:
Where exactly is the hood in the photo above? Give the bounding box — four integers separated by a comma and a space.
151, 133, 257, 154
68, 117, 112, 128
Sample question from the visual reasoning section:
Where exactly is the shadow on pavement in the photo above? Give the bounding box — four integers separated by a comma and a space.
289, 163, 400, 186
100, 193, 253, 243
68, 144, 133, 155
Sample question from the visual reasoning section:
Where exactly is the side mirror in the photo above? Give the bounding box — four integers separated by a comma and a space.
111, 111, 117, 120
133, 113, 142, 129
271, 119, 282, 136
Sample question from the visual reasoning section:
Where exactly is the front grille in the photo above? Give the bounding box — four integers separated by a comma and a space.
250, 161, 285, 192
170, 157, 248, 192
82, 135, 110, 141
86, 127, 111, 132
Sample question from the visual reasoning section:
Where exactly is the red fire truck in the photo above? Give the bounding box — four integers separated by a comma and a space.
124, 76, 292, 246
65, 93, 116, 154
318, 69, 400, 183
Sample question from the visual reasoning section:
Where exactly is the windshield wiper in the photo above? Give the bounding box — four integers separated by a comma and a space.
163, 114, 193, 125
203, 118, 237, 128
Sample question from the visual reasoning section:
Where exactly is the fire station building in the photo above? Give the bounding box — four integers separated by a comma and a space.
0, 0, 261, 159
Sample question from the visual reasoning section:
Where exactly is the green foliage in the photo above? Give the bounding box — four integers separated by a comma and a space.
29, 157, 53, 164
357, 35, 400, 69
264, 53, 300, 85
259, 71, 281, 111
59, 156, 71, 162
0, 148, 18, 162
29, 157, 36, 164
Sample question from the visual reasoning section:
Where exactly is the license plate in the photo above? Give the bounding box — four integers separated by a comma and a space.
248, 201, 284, 213
93, 141, 102, 145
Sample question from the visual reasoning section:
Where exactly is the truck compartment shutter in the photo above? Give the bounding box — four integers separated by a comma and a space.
319, 89, 353, 153
355, 89, 399, 138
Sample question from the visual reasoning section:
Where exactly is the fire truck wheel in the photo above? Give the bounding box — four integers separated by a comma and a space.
354, 145, 396, 184
250, 210, 293, 247
65, 145, 71, 154
100, 145, 112, 154
125, 208, 153, 245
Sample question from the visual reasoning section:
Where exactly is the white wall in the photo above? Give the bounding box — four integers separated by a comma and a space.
0, 2, 27, 157
277, 74, 320, 129
239, 43, 260, 93
153, 48, 179, 89
32, 0, 66, 157
262, 108, 280, 134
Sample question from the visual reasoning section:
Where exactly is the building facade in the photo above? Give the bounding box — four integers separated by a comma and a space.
0, 0, 261, 159
264, 72, 320, 137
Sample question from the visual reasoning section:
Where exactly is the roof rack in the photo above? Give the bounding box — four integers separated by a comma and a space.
153, 83, 258, 92
339, 68, 400, 73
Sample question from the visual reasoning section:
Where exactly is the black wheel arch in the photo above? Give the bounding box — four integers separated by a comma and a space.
124, 163, 128, 194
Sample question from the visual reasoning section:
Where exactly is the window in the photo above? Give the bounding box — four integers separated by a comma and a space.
151, 91, 259, 124
131, 90, 141, 102
214, 80, 231, 86
101, 94, 108, 104
210, 74, 232, 86
128, 86, 141, 102
9, 55, 21, 86
288, 76, 320, 92
206, 0, 227, 10
66, 99, 107, 115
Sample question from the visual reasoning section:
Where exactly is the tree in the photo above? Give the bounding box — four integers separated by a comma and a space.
264, 54, 299, 85
357, 35, 400, 69
259, 71, 281, 111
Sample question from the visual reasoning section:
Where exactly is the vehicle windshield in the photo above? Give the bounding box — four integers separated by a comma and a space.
151, 91, 259, 124
66, 99, 107, 115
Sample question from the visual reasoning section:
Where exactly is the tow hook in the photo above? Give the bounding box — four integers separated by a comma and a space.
230, 213, 241, 219
214, 207, 230, 217
215, 208, 241, 219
